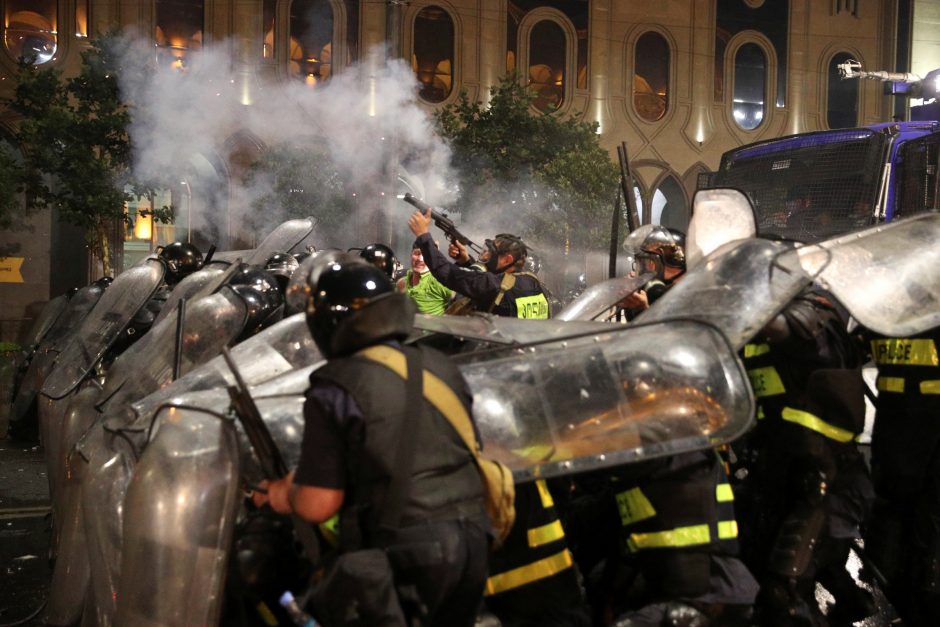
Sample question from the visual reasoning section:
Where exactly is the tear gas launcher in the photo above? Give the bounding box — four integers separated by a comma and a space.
403, 193, 484, 256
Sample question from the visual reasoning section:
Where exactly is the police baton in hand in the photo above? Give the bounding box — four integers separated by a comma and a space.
402, 193, 484, 256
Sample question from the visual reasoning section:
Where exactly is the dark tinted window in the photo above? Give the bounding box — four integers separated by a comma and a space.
827, 52, 859, 129
733, 43, 766, 130
634, 32, 669, 122
414, 6, 455, 103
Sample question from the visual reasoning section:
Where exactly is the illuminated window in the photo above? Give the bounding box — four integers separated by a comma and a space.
289, 0, 333, 86
827, 52, 859, 129
4, 0, 57, 64
154, 0, 204, 71
262, 0, 275, 59
634, 32, 669, 122
413, 6, 454, 103
733, 43, 766, 130
76, 0, 89, 38
529, 20, 565, 112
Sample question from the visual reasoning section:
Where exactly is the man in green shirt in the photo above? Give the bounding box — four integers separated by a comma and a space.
397, 239, 454, 315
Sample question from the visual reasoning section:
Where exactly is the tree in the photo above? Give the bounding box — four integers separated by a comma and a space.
436, 75, 619, 251
1, 33, 167, 277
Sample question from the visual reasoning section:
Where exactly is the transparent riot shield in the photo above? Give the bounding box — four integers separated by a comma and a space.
686, 188, 758, 270
244, 217, 316, 266
636, 238, 820, 351
11, 282, 109, 423
456, 319, 754, 482
555, 274, 653, 321
412, 313, 611, 346
41, 259, 167, 400
117, 405, 240, 627
22, 293, 69, 350
102, 313, 318, 437
153, 260, 242, 326
778, 213, 940, 337
97, 290, 248, 413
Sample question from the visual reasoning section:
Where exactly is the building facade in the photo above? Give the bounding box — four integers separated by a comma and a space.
0, 0, 936, 342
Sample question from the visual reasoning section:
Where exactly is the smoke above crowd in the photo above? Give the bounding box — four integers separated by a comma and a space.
114, 34, 605, 290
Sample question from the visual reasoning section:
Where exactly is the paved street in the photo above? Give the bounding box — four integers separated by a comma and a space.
0, 438, 51, 627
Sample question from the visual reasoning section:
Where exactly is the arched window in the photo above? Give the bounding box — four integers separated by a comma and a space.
76, 1, 90, 39
634, 32, 670, 122
262, 0, 276, 59
651, 176, 688, 230
827, 52, 859, 129
4, 0, 57, 64
733, 43, 766, 130
289, 0, 333, 86
529, 20, 566, 112
413, 6, 454, 103
155, 0, 204, 70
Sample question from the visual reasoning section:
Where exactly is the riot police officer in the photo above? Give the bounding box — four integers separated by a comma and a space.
355, 242, 403, 280
738, 287, 874, 626
617, 226, 685, 318
256, 260, 489, 627
407, 208, 550, 319
864, 325, 940, 626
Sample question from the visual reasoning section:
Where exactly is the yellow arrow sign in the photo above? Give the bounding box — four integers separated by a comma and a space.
0, 257, 24, 283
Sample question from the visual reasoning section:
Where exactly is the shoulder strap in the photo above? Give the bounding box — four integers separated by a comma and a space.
489, 273, 517, 313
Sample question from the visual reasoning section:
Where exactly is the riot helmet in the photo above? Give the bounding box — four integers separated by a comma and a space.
624, 226, 686, 283
355, 243, 402, 279
264, 252, 301, 292
285, 250, 359, 316
227, 267, 285, 338
306, 260, 415, 358
523, 251, 542, 275
483, 233, 528, 273
158, 242, 204, 285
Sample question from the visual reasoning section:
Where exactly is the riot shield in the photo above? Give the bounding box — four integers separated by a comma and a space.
455, 319, 754, 482
412, 313, 610, 346
779, 213, 940, 337
41, 259, 167, 400
555, 274, 653, 321
97, 290, 248, 413
686, 188, 758, 270
636, 238, 820, 351
153, 260, 242, 326
22, 293, 69, 350
244, 217, 316, 266
117, 405, 240, 627
11, 282, 110, 423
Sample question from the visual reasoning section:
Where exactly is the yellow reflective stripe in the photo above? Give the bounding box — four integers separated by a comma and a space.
484, 549, 573, 595
319, 514, 340, 548
535, 479, 554, 508
877, 376, 905, 393
255, 602, 278, 627
744, 343, 770, 358
871, 339, 939, 366
527, 519, 565, 548
780, 407, 856, 443
716, 483, 734, 503
921, 380, 940, 395
616, 487, 657, 526
512, 444, 554, 462
358, 345, 477, 448
756, 404, 765, 420
515, 294, 550, 319
718, 520, 738, 540
628, 524, 711, 551
746, 366, 786, 397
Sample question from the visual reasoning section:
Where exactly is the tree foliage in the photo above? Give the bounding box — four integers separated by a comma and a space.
1, 33, 166, 276
436, 75, 619, 250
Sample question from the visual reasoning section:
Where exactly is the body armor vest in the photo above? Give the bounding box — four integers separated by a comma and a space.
312, 344, 484, 541
491, 272, 550, 319
870, 328, 940, 405
742, 300, 865, 444
485, 480, 582, 616
616, 451, 739, 555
